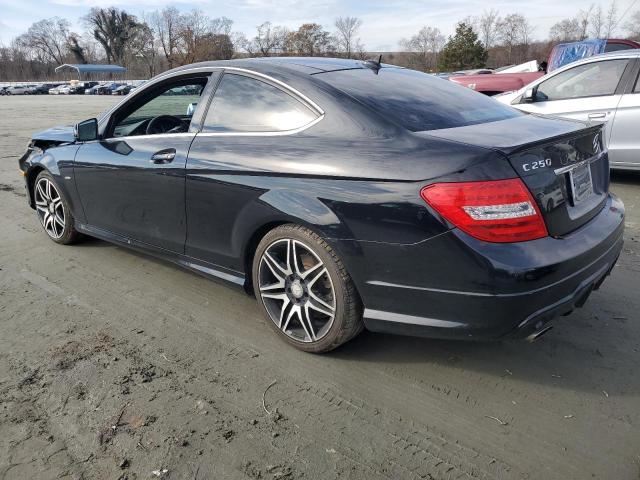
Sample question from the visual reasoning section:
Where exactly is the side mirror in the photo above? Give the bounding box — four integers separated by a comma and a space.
522, 88, 535, 103
74, 118, 98, 142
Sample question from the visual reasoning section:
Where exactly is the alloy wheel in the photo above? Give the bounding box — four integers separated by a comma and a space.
34, 177, 65, 239
258, 239, 336, 343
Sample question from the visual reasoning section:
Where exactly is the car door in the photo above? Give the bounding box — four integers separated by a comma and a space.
607, 59, 640, 168
73, 73, 215, 253
185, 71, 322, 270
515, 58, 630, 144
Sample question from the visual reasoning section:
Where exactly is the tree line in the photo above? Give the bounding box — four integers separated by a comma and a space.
1, 1, 639, 81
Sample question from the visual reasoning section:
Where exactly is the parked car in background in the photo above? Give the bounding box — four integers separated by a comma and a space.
97, 83, 123, 95
66, 81, 98, 94
85, 84, 102, 95
19, 57, 623, 352
6, 85, 31, 95
33, 83, 57, 94
495, 50, 640, 171
48, 85, 64, 95
113, 84, 133, 95
450, 38, 640, 96
58, 85, 73, 95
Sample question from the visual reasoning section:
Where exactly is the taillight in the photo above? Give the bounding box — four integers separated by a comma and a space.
420, 178, 548, 243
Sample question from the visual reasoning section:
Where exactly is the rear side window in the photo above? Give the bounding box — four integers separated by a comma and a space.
604, 43, 634, 52
318, 67, 521, 132
536, 59, 628, 101
203, 73, 319, 133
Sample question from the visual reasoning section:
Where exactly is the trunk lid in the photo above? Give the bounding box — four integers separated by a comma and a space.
423, 114, 608, 237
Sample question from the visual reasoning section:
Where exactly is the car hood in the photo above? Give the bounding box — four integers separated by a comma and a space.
31, 125, 75, 143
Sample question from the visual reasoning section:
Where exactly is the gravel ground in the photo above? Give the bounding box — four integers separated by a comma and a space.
1, 95, 639, 480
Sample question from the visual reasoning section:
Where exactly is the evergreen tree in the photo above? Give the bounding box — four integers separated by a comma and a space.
438, 22, 488, 71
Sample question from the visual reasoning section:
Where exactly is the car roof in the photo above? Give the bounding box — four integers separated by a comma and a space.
164, 56, 394, 76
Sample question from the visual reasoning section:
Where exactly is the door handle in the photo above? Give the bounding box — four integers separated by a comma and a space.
151, 149, 176, 164
588, 112, 607, 120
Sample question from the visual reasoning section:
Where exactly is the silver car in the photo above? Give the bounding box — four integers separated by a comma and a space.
495, 51, 640, 171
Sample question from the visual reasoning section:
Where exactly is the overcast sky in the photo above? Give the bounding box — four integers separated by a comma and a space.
0, 0, 633, 51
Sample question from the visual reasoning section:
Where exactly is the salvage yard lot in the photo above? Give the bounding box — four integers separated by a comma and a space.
1, 95, 639, 480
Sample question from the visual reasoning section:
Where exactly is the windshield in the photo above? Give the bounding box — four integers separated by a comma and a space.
319, 67, 522, 132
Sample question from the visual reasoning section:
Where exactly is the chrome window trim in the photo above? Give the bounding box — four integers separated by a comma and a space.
99, 65, 325, 139
103, 132, 196, 143
198, 113, 324, 137
219, 67, 324, 116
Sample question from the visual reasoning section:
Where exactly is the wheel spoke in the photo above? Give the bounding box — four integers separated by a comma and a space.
289, 304, 313, 342
308, 295, 334, 317
54, 213, 65, 229
36, 182, 48, 201
300, 260, 322, 280
45, 180, 52, 200
261, 292, 288, 301
44, 213, 54, 233
282, 303, 299, 331
263, 251, 289, 280
260, 282, 284, 292
36, 205, 48, 214
307, 267, 327, 289
290, 240, 303, 276
277, 297, 292, 328
301, 304, 317, 341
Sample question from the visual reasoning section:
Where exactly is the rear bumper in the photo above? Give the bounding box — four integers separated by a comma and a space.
335, 194, 624, 340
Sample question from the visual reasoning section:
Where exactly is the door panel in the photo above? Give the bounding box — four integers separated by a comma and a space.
608, 92, 640, 168
74, 135, 194, 252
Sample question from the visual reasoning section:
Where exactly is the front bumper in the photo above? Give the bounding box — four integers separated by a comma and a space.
334, 194, 625, 341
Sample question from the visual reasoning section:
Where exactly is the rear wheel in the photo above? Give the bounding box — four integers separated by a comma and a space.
34, 171, 80, 245
253, 224, 363, 353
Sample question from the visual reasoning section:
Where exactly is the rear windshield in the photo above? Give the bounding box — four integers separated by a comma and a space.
319, 67, 521, 132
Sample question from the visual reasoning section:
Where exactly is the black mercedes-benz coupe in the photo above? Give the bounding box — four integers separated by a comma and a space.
19, 57, 624, 352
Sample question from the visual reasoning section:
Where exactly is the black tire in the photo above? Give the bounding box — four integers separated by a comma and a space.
33, 171, 81, 245
252, 224, 363, 353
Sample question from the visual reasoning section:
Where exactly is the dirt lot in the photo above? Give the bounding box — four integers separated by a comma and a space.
1, 95, 639, 480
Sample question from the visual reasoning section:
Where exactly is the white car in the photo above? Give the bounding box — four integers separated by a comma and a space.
6, 85, 31, 95
58, 85, 72, 95
495, 50, 640, 171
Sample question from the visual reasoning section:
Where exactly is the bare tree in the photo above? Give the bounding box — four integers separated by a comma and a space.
21, 18, 70, 65
283, 23, 334, 56
251, 22, 287, 56
400, 26, 445, 71
604, 0, 618, 37
590, 5, 604, 38
150, 7, 183, 68
577, 5, 594, 40
67, 33, 87, 64
130, 17, 157, 76
549, 19, 581, 42
624, 11, 640, 40
498, 14, 533, 64
84, 7, 142, 65
476, 9, 501, 50
334, 16, 363, 58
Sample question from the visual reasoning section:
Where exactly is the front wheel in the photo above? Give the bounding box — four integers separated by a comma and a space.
253, 224, 363, 353
33, 171, 81, 245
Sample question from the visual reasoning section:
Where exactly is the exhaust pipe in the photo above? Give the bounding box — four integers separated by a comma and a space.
526, 325, 553, 343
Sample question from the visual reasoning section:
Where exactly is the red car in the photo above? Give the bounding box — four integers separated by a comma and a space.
449, 38, 640, 95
